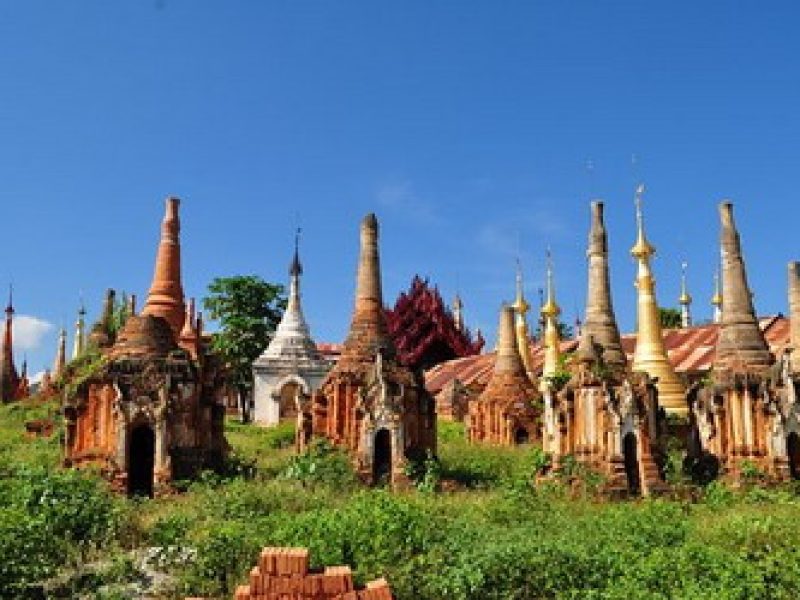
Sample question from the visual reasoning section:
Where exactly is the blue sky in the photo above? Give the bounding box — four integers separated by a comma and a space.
1, 1, 798, 377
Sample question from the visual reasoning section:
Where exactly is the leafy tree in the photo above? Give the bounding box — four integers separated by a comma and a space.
203, 276, 286, 422
659, 307, 682, 329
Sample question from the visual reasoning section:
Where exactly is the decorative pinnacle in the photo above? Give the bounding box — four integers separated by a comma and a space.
541, 248, 560, 318
679, 261, 692, 305
512, 259, 530, 316
5, 284, 13, 315
631, 184, 655, 259
711, 268, 723, 307
289, 227, 303, 277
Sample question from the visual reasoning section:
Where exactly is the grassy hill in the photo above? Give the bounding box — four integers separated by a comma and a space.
2, 400, 800, 599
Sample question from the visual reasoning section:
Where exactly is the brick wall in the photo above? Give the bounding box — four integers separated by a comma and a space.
232, 547, 393, 600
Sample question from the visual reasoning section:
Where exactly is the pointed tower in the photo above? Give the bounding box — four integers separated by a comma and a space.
88, 289, 116, 349
452, 293, 464, 333
72, 302, 86, 360
307, 214, 436, 484
511, 261, 535, 378
630, 185, 685, 415
679, 261, 693, 328
540, 250, 561, 384
713, 202, 773, 372
711, 269, 723, 324
0, 288, 20, 402
53, 327, 67, 378
583, 201, 626, 371
141, 197, 186, 338
469, 304, 541, 445
789, 262, 800, 373
253, 230, 330, 426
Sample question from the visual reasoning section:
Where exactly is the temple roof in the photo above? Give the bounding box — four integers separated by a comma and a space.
109, 314, 177, 359
425, 315, 789, 396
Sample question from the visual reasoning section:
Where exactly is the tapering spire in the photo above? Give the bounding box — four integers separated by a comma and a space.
53, 327, 67, 378
341, 214, 392, 359
541, 249, 562, 385
583, 201, 626, 370
72, 301, 86, 360
452, 293, 464, 332
713, 202, 773, 372
711, 268, 723, 324
89, 289, 115, 348
0, 285, 19, 401
511, 259, 534, 376
678, 261, 693, 328
630, 185, 686, 414
789, 262, 800, 372
141, 197, 186, 337
494, 304, 527, 374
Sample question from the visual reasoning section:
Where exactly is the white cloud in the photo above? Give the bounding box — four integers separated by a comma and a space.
12, 315, 54, 352
376, 181, 440, 225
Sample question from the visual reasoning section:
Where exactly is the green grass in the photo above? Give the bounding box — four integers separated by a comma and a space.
3, 402, 800, 599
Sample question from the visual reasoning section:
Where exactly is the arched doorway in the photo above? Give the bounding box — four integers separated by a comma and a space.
278, 382, 300, 420
623, 432, 641, 495
128, 424, 155, 498
788, 432, 800, 480
514, 427, 530, 445
373, 428, 392, 485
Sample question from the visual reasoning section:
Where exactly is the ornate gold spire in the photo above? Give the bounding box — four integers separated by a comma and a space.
630, 185, 686, 414
714, 201, 773, 372
511, 260, 534, 377
541, 249, 561, 386
679, 261, 692, 328
711, 268, 723, 324
141, 197, 186, 338
583, 201, 626, 370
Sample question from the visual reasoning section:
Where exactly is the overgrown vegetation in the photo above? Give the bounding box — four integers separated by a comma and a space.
3, 403, 800, 599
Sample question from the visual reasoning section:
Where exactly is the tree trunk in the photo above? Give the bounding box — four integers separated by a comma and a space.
238, 385, 250, 423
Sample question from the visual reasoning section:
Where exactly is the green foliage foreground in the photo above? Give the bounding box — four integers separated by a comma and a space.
3, 406, 800, 599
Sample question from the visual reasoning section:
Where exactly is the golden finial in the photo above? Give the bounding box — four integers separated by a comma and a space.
711, 268, 723, 307
679, 261, 692, 305
541, 248, 560, 318
631, 183, 656, 259
512, 259, 530, 316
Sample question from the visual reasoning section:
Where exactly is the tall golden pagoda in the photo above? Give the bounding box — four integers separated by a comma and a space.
511, 260, 535, 380
540, 249, 561, 388
630, 184, 686, 415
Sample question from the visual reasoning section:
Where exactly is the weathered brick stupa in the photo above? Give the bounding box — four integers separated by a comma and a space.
63, 197, 227, 497
689, 202, 786, 480
468, 304, 541, 445
542, 201, 665, 496
301, 214, 436, 485
0, 289, 27, 402
252, 233, 330, 427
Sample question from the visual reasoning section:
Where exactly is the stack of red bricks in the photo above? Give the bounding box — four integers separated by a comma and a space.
233, 547, 393, 600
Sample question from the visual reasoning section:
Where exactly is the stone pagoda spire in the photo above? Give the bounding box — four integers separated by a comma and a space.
53, 327, 67, 378
141, 197, 186, 338
72, 301, 86, 360
679, 261, 693, 328
452, 293, 464, 333
789, 262, 800, 372
494, 304, 528, 376
713, 202, 773, 372
630, 185, 685, 414
0, 286, 20, 402
541, 250, 561, 384
511, 260, 535, 377
340, 214, 393, 360
711, 268, 723, 324
583, 201, 626, 370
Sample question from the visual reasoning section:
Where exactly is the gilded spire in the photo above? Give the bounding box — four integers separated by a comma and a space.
141, 197, 186, 338
630, 185, 686, 414
583, 201, 626, 370
679, 261, 693, 328
711, 268, 723, 324
789, 262, 800, 372
53, 327, 67, 378
713, 202, 773, 372
511, 260, 534, 376
341, 214, 392, 360
541, 249, 561, 385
